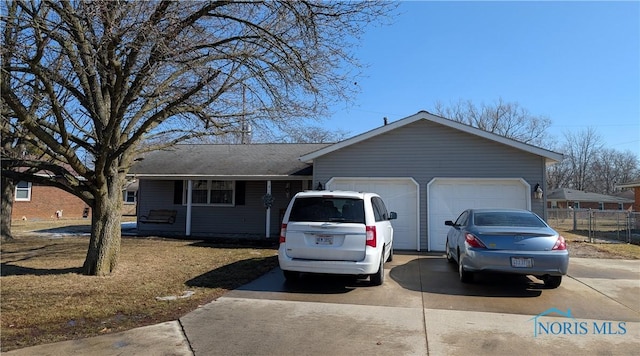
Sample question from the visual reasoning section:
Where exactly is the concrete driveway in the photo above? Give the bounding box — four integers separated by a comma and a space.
6, 253, 638, 356
181, 253, 640, 355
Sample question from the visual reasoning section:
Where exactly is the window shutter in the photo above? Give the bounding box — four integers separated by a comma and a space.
173, 180, 183, 204
235, 181, 245, 205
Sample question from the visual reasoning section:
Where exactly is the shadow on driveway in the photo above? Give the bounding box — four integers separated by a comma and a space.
390, 255, 545, 298
232, 270, 371, 295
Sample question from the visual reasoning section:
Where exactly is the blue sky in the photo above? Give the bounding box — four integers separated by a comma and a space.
325, 1, 639, 156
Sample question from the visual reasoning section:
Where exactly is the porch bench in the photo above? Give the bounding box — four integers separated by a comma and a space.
139, 209, 177, 224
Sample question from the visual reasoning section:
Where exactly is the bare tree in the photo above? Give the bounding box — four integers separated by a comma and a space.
547, 130, 639, 195
546, 157, 572, 191
1, 0, 393, 275
433, 98, 552, 146
561, 128, 604, 191
254, 125, 350, 143
588, 149, 639, 194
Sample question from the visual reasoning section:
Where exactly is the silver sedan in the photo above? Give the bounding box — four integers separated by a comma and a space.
445, 209, 569, 288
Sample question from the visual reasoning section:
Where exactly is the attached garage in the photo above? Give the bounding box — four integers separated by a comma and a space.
302, 111, 564, 253
427, 178, 530, 251
326, 177, 419, 250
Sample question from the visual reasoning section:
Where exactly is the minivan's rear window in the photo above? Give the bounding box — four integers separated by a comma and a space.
289, 197, 365, 223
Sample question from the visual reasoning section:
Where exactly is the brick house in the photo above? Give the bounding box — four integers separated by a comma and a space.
546, 188, 634, 211
12, 182, 90, 221
11, 179, 138, 221
616, 179, 640, 212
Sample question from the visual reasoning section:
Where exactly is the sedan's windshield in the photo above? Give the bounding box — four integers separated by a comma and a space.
289, 197, 365, 223
473, 212, 547, 227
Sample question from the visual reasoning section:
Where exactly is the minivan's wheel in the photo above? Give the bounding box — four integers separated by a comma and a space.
370, 252, 385, 286
543, 276, 562, 289
459, 262, 473, 283
283, 270, 300, 283
445, 240, 455, 264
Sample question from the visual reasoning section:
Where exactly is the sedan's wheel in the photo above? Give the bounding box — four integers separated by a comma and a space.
282, 270, 300, 283
459, 262, 473, 283
544, 276, 562, 289
445, 240, 455, 264
370, 252, 385, 286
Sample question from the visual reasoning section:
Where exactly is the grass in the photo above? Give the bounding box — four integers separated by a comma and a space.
559, 230, 640, 260
2, 220, 639, 352
1, 219, 278, 352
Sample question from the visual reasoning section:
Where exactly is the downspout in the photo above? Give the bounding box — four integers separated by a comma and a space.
186, 180, 192, 236
266, 180, 272, 238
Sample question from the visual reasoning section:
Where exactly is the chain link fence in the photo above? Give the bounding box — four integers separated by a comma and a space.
547, 209, 640, 245
547, 209, 640, 244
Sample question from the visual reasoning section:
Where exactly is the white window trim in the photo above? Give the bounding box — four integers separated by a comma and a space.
183, 180, 235, 207
124, 190, 136, 204
15, 181, 32, 201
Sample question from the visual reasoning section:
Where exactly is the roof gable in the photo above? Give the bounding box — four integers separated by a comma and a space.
299, 111, 564, 164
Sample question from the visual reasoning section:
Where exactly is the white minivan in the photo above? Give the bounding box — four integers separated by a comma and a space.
278, 190, 397, 285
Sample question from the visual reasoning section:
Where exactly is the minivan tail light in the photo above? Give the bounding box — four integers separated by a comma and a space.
279, 224, 287, 244
552, 235, 567, 250
465, 233, 486, 249
366, 226, 377, 248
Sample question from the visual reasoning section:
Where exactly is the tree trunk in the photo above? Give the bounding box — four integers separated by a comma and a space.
1, 176, 15, 241
82, 175, 124, 276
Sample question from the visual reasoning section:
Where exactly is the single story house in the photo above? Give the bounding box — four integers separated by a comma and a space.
546, 188, 634, 211
10, 172, 137, 220
616, 179, 640, 211
130, 111, 564, 251
11, 181, 90, 221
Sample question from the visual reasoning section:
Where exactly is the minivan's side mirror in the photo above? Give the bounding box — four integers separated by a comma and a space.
444, 220, 455, 226
388, 212, 398, 220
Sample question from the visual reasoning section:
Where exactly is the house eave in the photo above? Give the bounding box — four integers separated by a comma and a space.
129, 174, 313, 181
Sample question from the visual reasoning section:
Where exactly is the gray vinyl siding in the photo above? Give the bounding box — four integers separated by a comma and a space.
137, 180, 302, 238
312, 120, 548, 251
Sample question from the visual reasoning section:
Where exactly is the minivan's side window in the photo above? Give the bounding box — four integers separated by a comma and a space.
454, 211, 469, 226
371, 197, 389, 222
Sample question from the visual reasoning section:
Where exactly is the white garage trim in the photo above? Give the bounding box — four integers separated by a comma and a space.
427, 178, 531, 252
326, 177, 421, 251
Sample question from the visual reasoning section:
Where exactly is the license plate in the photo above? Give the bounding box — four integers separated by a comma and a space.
511, 257, 533, 268
315, 236, 333, 245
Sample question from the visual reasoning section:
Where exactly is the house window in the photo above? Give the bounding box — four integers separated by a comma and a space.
598, 202, 604, 210
183, 180, 234, 206
573, 202, 580, 209
124, 191, 136, 204
619, 203, 624, 210
15, 181, 32, 201
191, 180, 209, 204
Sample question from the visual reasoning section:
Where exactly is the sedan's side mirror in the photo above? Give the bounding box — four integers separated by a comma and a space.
445, 220, 455, 226
388, 212, 398, 220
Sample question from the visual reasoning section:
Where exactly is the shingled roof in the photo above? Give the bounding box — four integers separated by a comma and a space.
129, 143, 329, 179
547, 188, 634, 204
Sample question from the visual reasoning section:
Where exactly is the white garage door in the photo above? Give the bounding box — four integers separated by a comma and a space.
326, 177, 419, 250
427, 178, 530, 252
